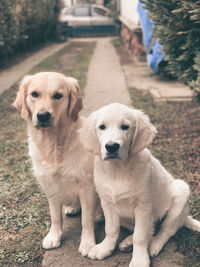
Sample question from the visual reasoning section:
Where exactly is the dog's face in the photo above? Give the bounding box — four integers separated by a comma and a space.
80, 103, 157, 161
95, 106, 135, 160
13, 72, 83, 128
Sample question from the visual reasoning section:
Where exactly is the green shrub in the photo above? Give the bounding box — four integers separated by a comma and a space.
0, 0, 59, 66
143, 0, 200, 98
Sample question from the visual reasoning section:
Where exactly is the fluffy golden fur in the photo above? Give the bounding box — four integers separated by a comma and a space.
13, 72, 97, 256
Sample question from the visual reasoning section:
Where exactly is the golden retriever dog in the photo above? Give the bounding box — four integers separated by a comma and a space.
13, 72, 97, 256
79, 103, 200, 267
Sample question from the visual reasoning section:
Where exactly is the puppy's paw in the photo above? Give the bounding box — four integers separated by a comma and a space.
119, 242, 133, 252
42, 231, 61, 249
149, 238, 162, 257
129, 257, 150, 267
64, 205, 80, 216
79, 238, 95, 257
119, 234, 133, 252
88, 243, 113, 260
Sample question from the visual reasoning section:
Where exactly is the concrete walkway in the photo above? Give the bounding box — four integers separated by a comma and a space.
0, 41, 68, 94
42, 38, 185, 267
82, 37, 131, 116
123, 61, 193, 101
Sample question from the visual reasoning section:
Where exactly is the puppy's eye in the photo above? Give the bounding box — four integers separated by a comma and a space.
53, 93, 63, 100
121, 124, 129, 131
99, 124, 106, 130
31, 91, 39, 98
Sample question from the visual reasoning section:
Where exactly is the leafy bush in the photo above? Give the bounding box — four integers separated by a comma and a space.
143, 0, 200, 98
0, 0, 59, 66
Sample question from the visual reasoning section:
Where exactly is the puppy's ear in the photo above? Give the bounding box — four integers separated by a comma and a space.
131, 110, 157, 154
65, 77, 83, 121
79, 113, 100, 155
13, 75, 32, 120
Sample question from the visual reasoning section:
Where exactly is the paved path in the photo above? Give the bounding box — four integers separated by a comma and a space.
0, 42, 68, 94
82, 37, 131, 116
42, 38, 185, 267
123, 61, 193, 101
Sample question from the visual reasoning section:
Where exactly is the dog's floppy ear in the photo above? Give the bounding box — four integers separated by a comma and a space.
131, 110, 157, 154
79, 112, 100, 155
65, 77, 83, 121
13, 75, 32, 120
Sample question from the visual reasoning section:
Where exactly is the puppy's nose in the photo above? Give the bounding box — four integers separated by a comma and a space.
37, 111, 51, 123
105, 143, 120, 153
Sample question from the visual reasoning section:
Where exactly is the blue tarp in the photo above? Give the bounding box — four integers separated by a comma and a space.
137, 1, 164, 74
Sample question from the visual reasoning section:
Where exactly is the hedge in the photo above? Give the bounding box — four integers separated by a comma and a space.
143, 0, 200, 98
0, 0, 60, 66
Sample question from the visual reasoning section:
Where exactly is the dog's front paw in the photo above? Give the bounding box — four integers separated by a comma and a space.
130, 249, 150, 267
88, 243, 113, 260
42, 231, 61, 249
129, 257, 150, 267
79, 238, 95, 257
119, 234, 133, 252
149, 238, 162, 257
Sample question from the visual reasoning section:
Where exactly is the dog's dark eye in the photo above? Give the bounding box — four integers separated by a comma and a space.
121, 124, 129, 131
99, 124, 106, 130
31, 91, 39, 98
53, 93, 63, 100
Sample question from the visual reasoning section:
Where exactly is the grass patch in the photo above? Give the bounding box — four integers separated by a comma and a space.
113, 38, 200, 266
32, 41, 96, 95
0, 41, 96, 266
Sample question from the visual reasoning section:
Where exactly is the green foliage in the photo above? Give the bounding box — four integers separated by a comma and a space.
0, 0, 60, 66
142, 0, 200, 97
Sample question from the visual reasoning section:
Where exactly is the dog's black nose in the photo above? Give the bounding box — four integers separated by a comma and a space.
105, 143, 120, 153
37, 111, 51, 123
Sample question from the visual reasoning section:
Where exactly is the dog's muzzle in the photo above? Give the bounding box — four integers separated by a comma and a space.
36, 110, 52, 128
105, 142, 120, 160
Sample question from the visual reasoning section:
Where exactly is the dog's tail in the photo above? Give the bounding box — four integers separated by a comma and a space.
184, 216, 200, 232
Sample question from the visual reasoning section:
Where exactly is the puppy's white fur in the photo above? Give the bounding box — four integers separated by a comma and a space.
80, 103, 200, 267
13, 72, 97, 256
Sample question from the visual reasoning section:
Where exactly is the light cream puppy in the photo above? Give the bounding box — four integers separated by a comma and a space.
13, 72, 97, 256
80, 103, 200, 267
